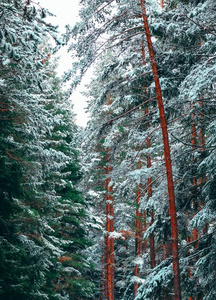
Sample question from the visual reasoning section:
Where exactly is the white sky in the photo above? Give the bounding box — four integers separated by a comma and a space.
39, 0, 90, 127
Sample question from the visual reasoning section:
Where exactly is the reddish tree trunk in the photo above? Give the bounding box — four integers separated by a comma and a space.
145, 106, 156, 269
134, 265, 139, 298
140, 1, 181, 299
160, 0, 164, 9
105, 162, 115, 300
199, 101, 205, 153
104, 96, 115, 300
191, 111, 198, 244
141, 41, 148, 255
188, 113, 197, 292
104, 199, 109, 300
134, 161, 143, 297
108, 177, 115, 299
198, 100, 206, 189
198, 101, 208, 235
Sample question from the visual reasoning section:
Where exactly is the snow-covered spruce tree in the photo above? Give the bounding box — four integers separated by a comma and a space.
39, 62, 95, 298
0, 1, 61, 298
0, 1, 94, 299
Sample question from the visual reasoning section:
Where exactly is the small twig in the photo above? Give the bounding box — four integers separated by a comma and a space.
110, 26, 144, 40
103, 97, 156, 126
128, 124, 161, 167
15, 232, 40, 239
120, 70, 152, 88
183, 13, 216, 37
6, 150, 28, 165
95, 0, 115, 14
180, 229, 216, 253
171, 132, 206, 149
206, 56, 216, 64
106, 32, 144, 50
129, 173, 166, 208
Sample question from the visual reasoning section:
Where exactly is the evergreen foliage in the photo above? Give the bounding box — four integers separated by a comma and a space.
1, 0, 216, 299
0, 1, 94, 299
67, 0, 216, 299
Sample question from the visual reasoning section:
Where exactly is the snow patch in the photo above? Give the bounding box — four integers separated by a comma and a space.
108, 231, 122, 239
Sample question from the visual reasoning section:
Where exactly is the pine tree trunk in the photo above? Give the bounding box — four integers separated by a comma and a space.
104, 96, 115, 300
134, 161, 143, 297
104, 201, 109, 300
105, 166, 115, 300
145, 106, 156, 269
199, 101, 205, 154
140, 1, 181, 298
141, 41, 148, 255
108, 177, 115, 299
160, 0, 164, 9
198, 100, 208, 235
198, 100, 206, 190
191, 110, 198, 245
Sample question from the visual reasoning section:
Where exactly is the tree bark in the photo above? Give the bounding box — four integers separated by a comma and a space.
191, 110, 198, 244
140, 1, 182, 299
104, 96, 115, 300
105, 159, 115, 300
198, 100, 208, 235
141, 41, 148, 255
160, 0, 164, 9
145, 106, 156, 269
134, 161, 143, 298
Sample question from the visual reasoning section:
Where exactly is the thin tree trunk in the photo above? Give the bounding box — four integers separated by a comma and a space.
199, 101, 205, 153
104, 198, 110, 300
160, 0, 164, 9
145, 106, 156, 269
108, 176, 115, 299
198, 100, 206, 189
105, 159, 115, 300
140, 1, 181, 298
198, 100, 208, 235
104, 96, 115, 300
134, 161, 143, 298
141, 41, 148, 255
191, 110, 198, 244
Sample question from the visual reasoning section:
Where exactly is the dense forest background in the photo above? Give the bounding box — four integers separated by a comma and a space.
0, 0, 215, 300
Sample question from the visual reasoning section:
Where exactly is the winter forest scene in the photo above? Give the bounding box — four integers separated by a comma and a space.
0, 0, 216, 299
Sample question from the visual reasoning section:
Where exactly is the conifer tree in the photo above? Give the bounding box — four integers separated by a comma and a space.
0, 1, 95, 299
